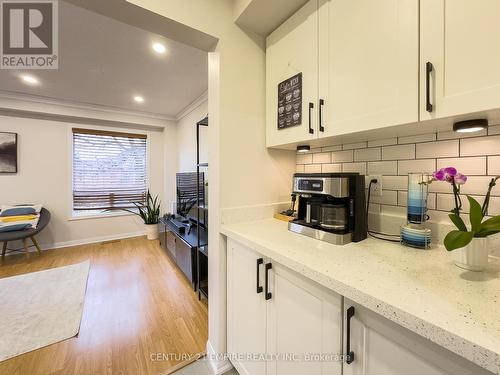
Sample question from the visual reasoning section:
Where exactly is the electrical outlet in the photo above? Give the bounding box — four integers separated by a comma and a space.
368, 175, 382, 196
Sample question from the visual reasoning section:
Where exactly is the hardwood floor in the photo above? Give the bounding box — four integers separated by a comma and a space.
0, 237, 208, 375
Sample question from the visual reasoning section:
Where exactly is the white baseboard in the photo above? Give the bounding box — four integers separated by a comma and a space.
206, 341, 233, 375
43, 231, 146, 250
2, 231, 145, 256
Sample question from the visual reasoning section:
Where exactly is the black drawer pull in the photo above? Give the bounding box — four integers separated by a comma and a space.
308, 102, 314, 134
265, 262, 272, 300
426, 62, 433, 113
256, 258, 263, 293
346, 306, 355, 364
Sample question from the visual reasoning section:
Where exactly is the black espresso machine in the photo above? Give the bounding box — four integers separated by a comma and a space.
288, 173, 367, 245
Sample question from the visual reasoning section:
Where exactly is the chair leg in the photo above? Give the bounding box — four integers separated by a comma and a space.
22, 238, 29, 260
31, 236, 42, 255
1, 242, 6, 258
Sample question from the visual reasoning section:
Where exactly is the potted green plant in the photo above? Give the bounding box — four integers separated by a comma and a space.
427, 168, 500, 271
112, 190, 161, 240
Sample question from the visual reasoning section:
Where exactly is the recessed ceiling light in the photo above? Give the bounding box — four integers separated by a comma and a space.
152, 42, 166, 54
133, 95, 144, 103
21, 75, 39, 85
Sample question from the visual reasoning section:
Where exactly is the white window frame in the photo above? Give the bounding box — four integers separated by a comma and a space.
67, 124, 151, 221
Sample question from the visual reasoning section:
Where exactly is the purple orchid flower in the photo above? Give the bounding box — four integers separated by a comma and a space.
432, 167, 460, 183
455, 173, 468, 185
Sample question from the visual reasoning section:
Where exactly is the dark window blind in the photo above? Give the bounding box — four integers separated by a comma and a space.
72, 128, 147, 211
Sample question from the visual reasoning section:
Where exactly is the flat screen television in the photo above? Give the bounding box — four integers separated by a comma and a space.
176, 172, 206, 226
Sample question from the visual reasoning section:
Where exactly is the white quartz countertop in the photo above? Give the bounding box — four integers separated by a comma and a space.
221, 218, 500, 374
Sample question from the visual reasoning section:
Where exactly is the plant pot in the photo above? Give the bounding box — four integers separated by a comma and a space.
145, 223, 159, 240
452, 237, 489, 271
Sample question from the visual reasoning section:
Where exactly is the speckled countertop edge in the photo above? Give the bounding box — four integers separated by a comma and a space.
221, 219, 500, 374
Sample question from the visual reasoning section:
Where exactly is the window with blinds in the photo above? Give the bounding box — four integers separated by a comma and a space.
72, 128, 147, 214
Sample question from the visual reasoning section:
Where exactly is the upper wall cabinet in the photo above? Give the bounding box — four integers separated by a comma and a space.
318, 0, 419, 137
266, 0, 500, 148
266, 0, 319, 147
420, 0, 500, 120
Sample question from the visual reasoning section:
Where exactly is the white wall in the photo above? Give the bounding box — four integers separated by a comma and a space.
176, 99, 208, 172
125, 1, 297, 372
0, 114, 173, 248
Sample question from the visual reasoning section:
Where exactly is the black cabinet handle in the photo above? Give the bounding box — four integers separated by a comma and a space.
256, 258, 263, 293
265, 263, 272, 300
426, 62, 433, 113
346, 306, 355, 364
308, 102, 314, 134
319, 99, 325, 132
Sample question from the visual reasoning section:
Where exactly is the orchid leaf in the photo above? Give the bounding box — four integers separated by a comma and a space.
448, 213, 467, 232
476, 216, 500, 237
443, 230, 474, 251
467, 196, 483, 233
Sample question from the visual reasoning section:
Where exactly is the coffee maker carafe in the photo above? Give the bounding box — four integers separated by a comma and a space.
289, 173, 367, 244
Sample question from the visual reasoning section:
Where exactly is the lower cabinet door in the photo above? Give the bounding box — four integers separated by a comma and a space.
343, 299, 492, 375
227, 238, 267, 375
266, 262, 342, 375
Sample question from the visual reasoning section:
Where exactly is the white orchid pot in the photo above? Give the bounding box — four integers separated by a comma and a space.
452, 237, 489, 271
145, 223, 159, 240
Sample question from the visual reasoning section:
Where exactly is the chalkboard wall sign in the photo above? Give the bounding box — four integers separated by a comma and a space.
277, 73, 302, 130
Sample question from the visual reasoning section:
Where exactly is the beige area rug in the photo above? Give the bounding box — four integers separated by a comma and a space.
0, 261, 90, 362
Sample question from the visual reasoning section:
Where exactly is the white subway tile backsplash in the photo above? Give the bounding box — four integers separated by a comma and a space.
434, 194, 500, 214
488, 156, 500, 175
342, 162, 367, 175
382, 176, 408, 191
331, 150, 354, 163
354, 147, 381, 162
304, 164, 322, 173
398, 133, 436, 144
382, 144, 415, 160
461, 135, 500, 156
437, 129, 487, 140
368, 138, 398, 147
322, 163, 342, 173
343, 142, 367, 150
322, 145, 342, 152
312, 152, 331, 164
368, 161, 398, 175
297, 153, 312, 164
436, 194, 459, 212
436, 157, 487, 176
369, 190, 398, 205
368, 203, 381, 214
398, 159, 436, 175
295, 127, 500, 219
460, 176, 500, 196
488, 125, 500, 136
428, 180, 455, 194
416, 140, 459, 158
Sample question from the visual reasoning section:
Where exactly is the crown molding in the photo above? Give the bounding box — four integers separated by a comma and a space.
175, 90, 208, 121
0, 90, 177, 126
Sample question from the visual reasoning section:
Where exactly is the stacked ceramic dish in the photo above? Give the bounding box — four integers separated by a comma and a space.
400, 224, 431, 249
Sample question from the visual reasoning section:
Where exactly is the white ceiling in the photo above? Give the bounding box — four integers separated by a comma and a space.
0, 0, 208, 118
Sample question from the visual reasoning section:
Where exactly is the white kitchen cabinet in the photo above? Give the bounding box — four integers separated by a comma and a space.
227, 238, 267, 375
266, 262, 342, 375
342, 299, 492, 375
227, 238, 343, 375
420, 0, 500, 120
266, 0, 319, 147
318, 0, 419, 137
